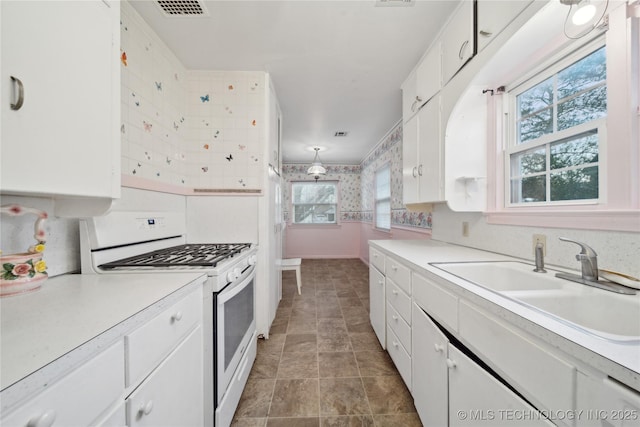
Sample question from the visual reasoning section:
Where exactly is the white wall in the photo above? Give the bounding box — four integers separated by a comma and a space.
431, 203, 640, 278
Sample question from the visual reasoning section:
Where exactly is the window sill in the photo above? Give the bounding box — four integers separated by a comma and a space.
288, 223, 342, 229
485, 209, 640, 232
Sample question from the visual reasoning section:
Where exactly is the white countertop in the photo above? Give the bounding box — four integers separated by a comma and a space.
369, 239, 640, 391
0, 272, 207, 392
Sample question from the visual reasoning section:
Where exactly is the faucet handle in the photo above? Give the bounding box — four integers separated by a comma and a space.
558, 237, 598, 257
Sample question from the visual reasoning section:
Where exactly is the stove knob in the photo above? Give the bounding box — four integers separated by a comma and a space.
248, 255, 256, 265
234, 268, 242, 279
226, 271, 236, 282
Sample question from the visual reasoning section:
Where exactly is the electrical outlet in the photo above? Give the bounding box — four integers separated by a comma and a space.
462, 221, 469, 237
532, 234, 546, 256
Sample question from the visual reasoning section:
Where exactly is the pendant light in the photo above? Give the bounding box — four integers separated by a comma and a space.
307, 147, 326, 182
560, 0, 609, 39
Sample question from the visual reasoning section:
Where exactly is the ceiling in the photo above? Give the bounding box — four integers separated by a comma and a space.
128, 0, 460, 165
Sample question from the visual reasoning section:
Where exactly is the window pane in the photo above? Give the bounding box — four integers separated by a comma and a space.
550, 166, 599, 201
511, 148, 546, 177
292, 183, 336, 204
375, 200, 390, 230
375, 165, 391, 199
518, 77, 553, 117
511, 176, 546, 203
518, 108, 553, 143
294, 205, 314, 223
557, 86, 606, 131
557, 47, 606, 99
312, 204, 336, 223
550, 131, 598, 170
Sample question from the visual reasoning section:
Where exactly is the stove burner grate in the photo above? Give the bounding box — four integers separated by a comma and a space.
99, 243, 251, 269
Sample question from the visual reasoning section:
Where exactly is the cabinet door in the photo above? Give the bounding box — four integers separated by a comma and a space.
416, 94, 443, 203
126, 325, 203, 427
415, 41, 441, 106
477, 0, 532, 52
1, 0, 119, 198
412, 303, 449, 427
369, 265, 386, 349
441, 0, 475, 85
448, 345, 554, 426
402, 114, 419, 205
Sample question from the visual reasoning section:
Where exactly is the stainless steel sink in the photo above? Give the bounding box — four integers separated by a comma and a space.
431, 261, 569, 292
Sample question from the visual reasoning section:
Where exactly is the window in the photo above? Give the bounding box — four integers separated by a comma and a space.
375, 164, 391, 230
291, 181, 338, 224
508, 45, 606, 205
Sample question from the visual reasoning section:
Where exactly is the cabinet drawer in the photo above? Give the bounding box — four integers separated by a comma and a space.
413, 272, 458, 331
385, 257, 410, 295
386, 325, 412, 391
1, 341, 124, 427
386, 302, 411, 354
458, 301, 576, 416
386, 279, 411, 324
370, 247, 385, 273
126, 288, 202, 386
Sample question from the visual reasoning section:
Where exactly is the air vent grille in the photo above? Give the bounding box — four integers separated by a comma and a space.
375, 0, 414, 7
334, 131, 349, 137
156, 0, 208, 16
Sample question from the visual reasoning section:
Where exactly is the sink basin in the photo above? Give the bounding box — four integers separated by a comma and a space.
431, 261, 568, 292
516, 292, 640, 341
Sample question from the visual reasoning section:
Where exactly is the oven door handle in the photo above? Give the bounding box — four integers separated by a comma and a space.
217, 265, 255, 305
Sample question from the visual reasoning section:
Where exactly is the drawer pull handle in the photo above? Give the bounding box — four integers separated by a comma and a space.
27, 410, 56, 427
434, 343, 445, 353
139, 400, 154, 416
412, 166, 418, 178
446, 358, 457, 369
479, 29, 493, 37
172, 311, 183, 322
458, 40, 469, 60
10, 76, 24, 111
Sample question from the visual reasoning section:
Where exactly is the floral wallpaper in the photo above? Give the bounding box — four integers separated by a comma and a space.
120, 2, 264, 190
282, 123, 432, 229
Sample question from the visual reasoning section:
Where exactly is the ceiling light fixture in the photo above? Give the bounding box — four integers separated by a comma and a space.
560, 0, 609, 39
307, 147, 327, 182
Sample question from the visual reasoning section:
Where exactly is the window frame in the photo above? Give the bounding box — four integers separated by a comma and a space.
374, 162, 391, 231
505, 39, 608, 208
290, 180, 340, 225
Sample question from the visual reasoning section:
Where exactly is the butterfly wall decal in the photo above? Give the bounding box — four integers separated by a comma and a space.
226, 154, 233, 162
155, 81, 162, 91
121, 52, 127, 66
143, 121, 152, 132
202, 167, 208, 172
200, 94, 210, 103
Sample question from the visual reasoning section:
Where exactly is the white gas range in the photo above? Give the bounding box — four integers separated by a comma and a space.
80, 211, 257, 427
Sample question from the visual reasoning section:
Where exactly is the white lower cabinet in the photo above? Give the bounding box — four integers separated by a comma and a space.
1, 341, 124, 427
369, 263, 386, 349
126, 325, 203, 427
412, 303, 553, 427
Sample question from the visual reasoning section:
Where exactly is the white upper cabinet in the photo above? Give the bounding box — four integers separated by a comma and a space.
402, 42, 442, 123
1, 1, 120, 201
477, 0, 532, 52
441, 0, 476, 85
402, 94, 443, 205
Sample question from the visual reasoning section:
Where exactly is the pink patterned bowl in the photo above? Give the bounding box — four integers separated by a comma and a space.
1, 252, 48, 297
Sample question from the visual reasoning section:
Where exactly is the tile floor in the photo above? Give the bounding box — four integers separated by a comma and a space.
231, 259, 422, 427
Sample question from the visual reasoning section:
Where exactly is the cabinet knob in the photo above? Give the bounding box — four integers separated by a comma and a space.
26, 411, 57, 427
412, 166, 418, 178
378, 280, 383, 286
391, 265, 398, 271
418, 165, 423, 177
139, 400, 154, 416
434, 343, 445, 353
393, 341, 399, 348
392, 315, 398, 321
446, 358, 457, 369
392, 290, 398, 295
172, 311, 183, 322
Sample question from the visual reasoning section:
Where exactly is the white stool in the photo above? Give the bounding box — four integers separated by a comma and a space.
280, 258, 302, 295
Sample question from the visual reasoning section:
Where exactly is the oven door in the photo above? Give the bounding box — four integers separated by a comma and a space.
214, 264, 256, 406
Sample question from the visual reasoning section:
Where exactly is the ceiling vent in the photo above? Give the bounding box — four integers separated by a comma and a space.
375, 0, 415, 7
156, 0, 209, 16
334, 131, 349, 137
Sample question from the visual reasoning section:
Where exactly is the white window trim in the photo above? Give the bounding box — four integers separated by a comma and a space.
289, 180, 340, 226
374, 162, 391, 232
485, 3, 640, 232
504, 40, 607, 208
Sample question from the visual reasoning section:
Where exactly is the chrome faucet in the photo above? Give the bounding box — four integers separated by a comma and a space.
533, 242, 546, 273
556, 238, 636, 295
559, 237, 598, 281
